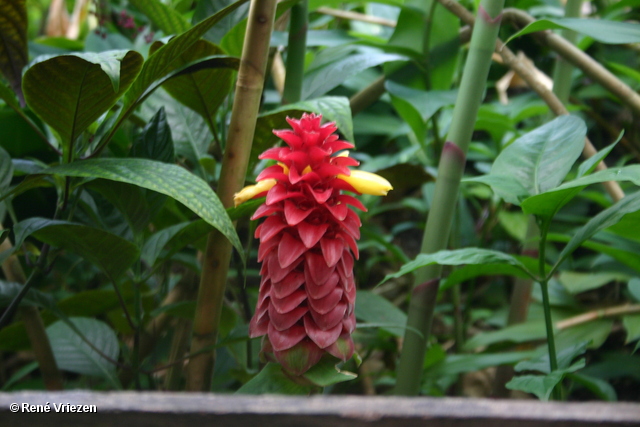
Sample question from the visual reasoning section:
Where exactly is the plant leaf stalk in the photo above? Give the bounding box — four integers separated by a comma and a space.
282, 0, 308, 104
186, 0, 277, 392
394, 0, 506, 396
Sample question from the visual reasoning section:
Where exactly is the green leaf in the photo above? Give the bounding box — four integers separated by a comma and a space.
302, 51, 404, 100
521, 165, 640, 218
302, 358, 357, 387
236, 362, 311, 394
464, 320, 547, 351
629, 278, 640, 302
559, 271, 628, 294
555, 191, 640, 269
0, 0, 28, 104
507, 18, 640, 45
193, 0, 249, 45
488, 115, 586, 202
129, 0, 190, 35
41, 158, 243, 258
1, 361, 38, 391
427, 351, 537, 377
0, 78, 21, 111
0, 145, 12, 191
577, 136, 621, 178
0, 280, 55, 309
57, 289, 129, 318
122, 0, 248, 115
515, 341, 589, 374
9, 218, 140, 279
46, 317, 120, 386
154, 40, 234, 126
141, 220, 211, 267
131, 107, 175, 163
86, 179, 151, 234
23, 51, 144, 145
379, 248, 535, 287
567, 372, 617, 401
623, 315, 640, 344
355, 290, 407, 337
506, 359, 585, 401
557, 319, 613, 350
440, 257, 538, 292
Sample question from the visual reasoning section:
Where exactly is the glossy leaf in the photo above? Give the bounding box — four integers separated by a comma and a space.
8, 218, 139, 279
193, 0, 249, 45
302, 51, 404, 100
355, 290, 407, 337
129, 0, 190, 35
86, 179, 151, 234
555, 191, 640, 268
121, 0, 248, 114
558, 271, 628, 294
508, 18, 640, 45
46, 317, 120, 384
521, 165, 640, 218
153, 40, 234, 126
41, 158, 243, 257
489, 115, 586, 203
302, 358, 357, 387
0, 0, 27, 104
379, 248, 535, 287
576, 136, 620, 178
623, 315, 640, 344
23, 51, 143, 145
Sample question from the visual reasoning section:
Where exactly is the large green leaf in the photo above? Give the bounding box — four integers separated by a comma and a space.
86, 179, 151, 234
129, 0, 190, 35
520, 165, 640, 218
508, 18, 640, 45
302, 358, 357, 387
464, 320, 547, 350
153, 39, 234, 126
558, 271, 629, 294
46, 317, 120, 386
41, 158, 243, 257
193, 0, 250, 45
555, 191, 640, 269
141, 220, 211, 267
7, 218, 140, 279
0, 0, 27, 104
302, 50, 404, 100
121, 0, 248, 115
355, 290, 407, 337
379, 248, 536, 287
22, 51, 143, 146
473, 116, 586, 205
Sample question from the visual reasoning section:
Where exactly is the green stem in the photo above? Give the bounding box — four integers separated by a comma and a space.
186, 0, 277, 392
282, 0, 308, 104
550, 0, 582, 104
537, 218, 560, 400
394, 0, 506, 396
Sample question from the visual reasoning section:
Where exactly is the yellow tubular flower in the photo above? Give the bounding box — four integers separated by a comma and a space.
234, 178, 277, 207
337, 170, 393, 196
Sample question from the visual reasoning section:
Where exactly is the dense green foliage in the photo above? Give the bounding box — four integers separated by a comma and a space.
0, 0, 639, 400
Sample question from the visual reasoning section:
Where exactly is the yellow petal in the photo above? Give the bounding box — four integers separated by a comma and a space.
233, 179, 276, 207
337, 170, 393, 196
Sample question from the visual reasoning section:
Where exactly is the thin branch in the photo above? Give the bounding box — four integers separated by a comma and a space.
316, 7, 396, 27
557, 304, 640, 330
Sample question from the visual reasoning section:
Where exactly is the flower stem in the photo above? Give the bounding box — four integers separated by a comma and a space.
186, 0, 277, 391
394, 0, 506, 396
282, 0, 308, 104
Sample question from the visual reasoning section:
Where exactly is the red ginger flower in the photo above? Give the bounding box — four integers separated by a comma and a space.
234, 113, 392, 375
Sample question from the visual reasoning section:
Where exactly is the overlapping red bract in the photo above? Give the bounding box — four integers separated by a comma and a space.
248, 113, 365, 375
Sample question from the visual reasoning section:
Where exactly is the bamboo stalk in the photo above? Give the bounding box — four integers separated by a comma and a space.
394, 0, 506, 396
503, 8, 640, 116
550, 0, 582, 104
186, 0, 278, 392
0, 228, 63, 391
282, 0, 308, 104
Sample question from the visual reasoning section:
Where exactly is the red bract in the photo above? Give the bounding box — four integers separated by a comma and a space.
235, 113, 391, 375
